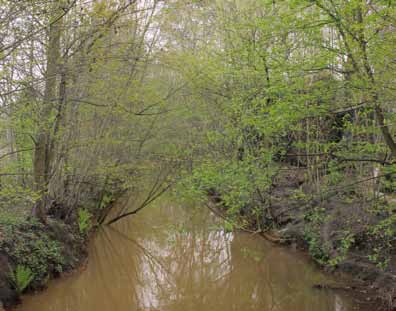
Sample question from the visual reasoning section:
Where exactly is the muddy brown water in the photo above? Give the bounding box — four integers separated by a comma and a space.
16, 198, 359, 311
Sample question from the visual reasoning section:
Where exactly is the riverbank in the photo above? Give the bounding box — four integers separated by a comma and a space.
0, 211, 89, 308
0, 181, 123, 309
208, 166, 396, 311
276, 171, 396, 311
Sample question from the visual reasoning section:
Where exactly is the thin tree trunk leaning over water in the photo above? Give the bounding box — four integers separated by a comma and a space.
106, 165, 178, 225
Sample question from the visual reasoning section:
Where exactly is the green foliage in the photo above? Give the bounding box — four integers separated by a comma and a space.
0, 219, 64, 281
0, 210, 27, 227
78, 209, 92, 234
291, 188, 309, 203
324, 161, 344, 187
328, 232, 355, 266
223, 220, 234, 233
189, 159, 274, 217
304, 229, 329, 265
99, 193, 113, 210
304, 207, 358, 267
8, 265, 35, 294
174, 0, 396, 277
304, 207, 330, 265
0, 184, 38, 210
379, 166, 396, 193
367, 202, 396, 270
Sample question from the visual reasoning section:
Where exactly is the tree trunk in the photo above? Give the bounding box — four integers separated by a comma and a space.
32, 4, 63, 222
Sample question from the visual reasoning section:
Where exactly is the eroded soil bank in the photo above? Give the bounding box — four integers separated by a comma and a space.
0, 185, 121, 309
209, 166, 396, 311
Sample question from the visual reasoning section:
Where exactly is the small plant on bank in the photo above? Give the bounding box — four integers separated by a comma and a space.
328, 231, 355, 266
8, 265, 35, 294
304, 207, 330, 265
78, 209, 92, 234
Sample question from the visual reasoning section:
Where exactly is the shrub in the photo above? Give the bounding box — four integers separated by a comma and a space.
1, 219, 64, 281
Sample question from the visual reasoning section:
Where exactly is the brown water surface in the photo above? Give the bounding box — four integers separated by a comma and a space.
17, 198, 357, 311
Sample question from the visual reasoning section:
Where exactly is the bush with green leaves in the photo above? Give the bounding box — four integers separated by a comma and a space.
304, 207, 331, 265
188, 158, 275, 218
0, 216, 64, 283
367, 202, 396, 270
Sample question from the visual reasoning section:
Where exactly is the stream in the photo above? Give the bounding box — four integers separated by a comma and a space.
16, 197, 358, 311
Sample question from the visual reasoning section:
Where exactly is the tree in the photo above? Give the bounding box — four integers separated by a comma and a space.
32, 1, 65, 221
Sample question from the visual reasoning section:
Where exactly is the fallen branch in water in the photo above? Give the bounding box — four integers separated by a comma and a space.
106, 162, 179, 225
106, 181, 175, 225
313, 283, 356, 291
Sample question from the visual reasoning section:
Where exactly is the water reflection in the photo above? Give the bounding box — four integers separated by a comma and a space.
17, 200, 354, 311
